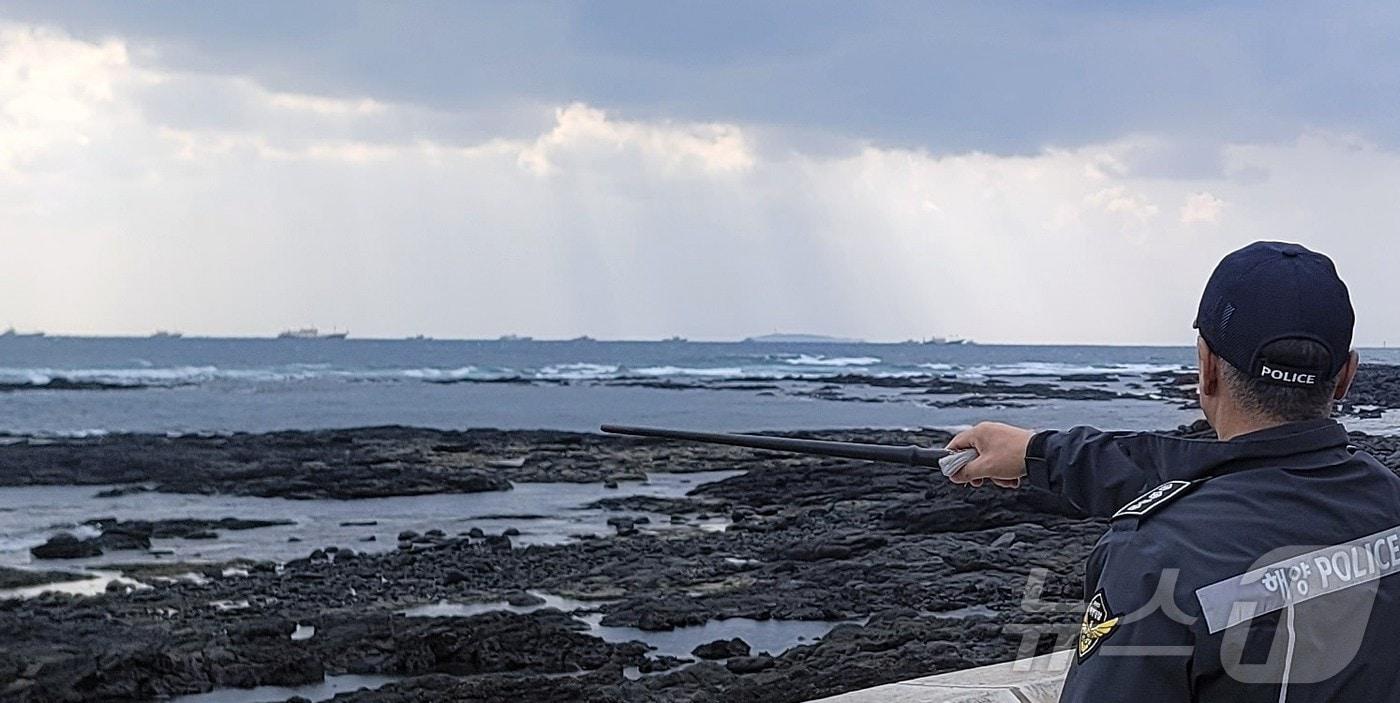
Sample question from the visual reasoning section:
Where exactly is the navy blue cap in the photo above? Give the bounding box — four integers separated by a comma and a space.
1194, 241, 1354, 387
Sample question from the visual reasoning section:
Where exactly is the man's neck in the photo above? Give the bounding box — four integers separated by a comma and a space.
1211, 414, 1292, 441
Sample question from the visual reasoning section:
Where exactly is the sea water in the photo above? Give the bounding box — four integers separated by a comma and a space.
0, 337, 1271, 435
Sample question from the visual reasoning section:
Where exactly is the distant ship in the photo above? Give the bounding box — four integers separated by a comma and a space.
569, 335, 597, 342
406, 334, 433, 341
277, 328, 348, 340
497, 334, 534, 342
0, 327, 44, 338
904, 336, 973, 345
150, 331, 183, 339
661, 336, 688, 343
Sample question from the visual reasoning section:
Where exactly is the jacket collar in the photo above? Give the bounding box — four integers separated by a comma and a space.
1144, 418, 1351, 482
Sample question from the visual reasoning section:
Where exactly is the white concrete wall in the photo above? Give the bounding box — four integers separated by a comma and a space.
808, 650, 1071, 703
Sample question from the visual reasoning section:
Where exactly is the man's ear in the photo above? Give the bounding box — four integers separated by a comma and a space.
1333, 350, 1360, 401
1197, 337, 1219, 397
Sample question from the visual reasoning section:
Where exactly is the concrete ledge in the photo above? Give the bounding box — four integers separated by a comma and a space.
808, 650, 1071, 703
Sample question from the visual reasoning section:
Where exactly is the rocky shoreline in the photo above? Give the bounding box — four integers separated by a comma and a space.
0, 567, 90, 591
3, 417, 1400, 702
0, 427, 784, 499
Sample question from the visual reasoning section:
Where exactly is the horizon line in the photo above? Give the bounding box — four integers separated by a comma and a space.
1, 333, 1396, 350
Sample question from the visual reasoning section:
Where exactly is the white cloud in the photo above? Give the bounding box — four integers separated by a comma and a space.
1180, 191, 1225, 224
265, 91, 387, 116
518, 103, 755, 176
1085, 185, 1161, 223
1, 23, 1398, 346
0, 24, 132, 178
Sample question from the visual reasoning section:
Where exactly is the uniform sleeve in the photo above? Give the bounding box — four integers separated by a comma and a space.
1059, 530, 1196, 702
1025, 426, 1165, 517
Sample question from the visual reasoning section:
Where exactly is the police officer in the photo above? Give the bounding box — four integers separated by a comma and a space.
948, 241, 1400, 701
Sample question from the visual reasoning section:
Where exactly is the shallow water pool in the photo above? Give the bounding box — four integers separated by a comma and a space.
404, 590, 859, 659
0, 470, 740, 572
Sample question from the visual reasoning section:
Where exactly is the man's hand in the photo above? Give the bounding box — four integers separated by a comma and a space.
946, 422, 1034, 488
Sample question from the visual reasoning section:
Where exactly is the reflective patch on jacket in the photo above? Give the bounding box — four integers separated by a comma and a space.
1196, 523, 1400, 634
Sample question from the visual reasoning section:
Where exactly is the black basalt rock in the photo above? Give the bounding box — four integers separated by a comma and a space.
693, 637, 751, 659
30, 533, 102, 560
726, 654, 775, 674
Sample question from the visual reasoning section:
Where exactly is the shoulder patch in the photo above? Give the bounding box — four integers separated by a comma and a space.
1112, 480, 1195, 520
1077, 590, 1120, 661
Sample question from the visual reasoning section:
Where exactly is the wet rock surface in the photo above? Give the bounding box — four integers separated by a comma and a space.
28, 533, 104, 560
1340, 364, 1400, 415
2, 421, 1400, 702
28, 518, 297, 560
85, 517, 297, 537
0, 567, 91, 590
0, 427, 796, 498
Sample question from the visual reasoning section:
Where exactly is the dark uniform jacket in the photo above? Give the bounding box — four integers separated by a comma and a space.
1026, 419, 1400, 702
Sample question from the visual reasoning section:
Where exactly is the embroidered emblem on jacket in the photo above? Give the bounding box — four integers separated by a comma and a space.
1078, 590, 1120, 660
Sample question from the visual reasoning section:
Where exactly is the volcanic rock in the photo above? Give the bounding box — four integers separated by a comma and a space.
693, 637, 751, 659
726, 654, 776, 674
30, 533, 102, 560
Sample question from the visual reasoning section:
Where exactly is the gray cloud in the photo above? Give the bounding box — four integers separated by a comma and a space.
6, 1, 1400, 155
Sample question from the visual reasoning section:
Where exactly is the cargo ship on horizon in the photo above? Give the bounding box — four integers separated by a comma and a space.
277, 327, 348, 340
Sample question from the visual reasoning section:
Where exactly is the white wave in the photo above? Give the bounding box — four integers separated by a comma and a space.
0, 537, 35, 554
398, 367, 479, 381
0, 366, 226, 386
8, 428, 113, 439
962, 362, 1187, 378
631, 366, 748, 378
0, 365, 502, 386
0, 369, 53, 385
337, 366, 532, 382
1108, 363, 1192, 374
0, 359, 1191, 390
781, 354, 882, 367
71, 524, 103, 539
536, 363, 620, 380
864, 370, 939, 379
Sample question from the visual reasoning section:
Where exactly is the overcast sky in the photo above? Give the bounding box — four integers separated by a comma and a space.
2, 1, 1399, 344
